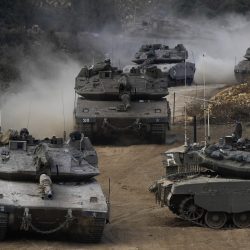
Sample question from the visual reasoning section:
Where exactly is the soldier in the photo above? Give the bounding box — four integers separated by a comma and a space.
232, 121, 242, 142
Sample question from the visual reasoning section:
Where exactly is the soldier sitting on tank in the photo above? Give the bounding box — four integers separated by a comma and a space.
89, 58, 113, 77
78, 66, 90, 78
118, 75, 132, 94
130, 67, 137, 74
51, 136, 58, 144
20, 128, 29, 140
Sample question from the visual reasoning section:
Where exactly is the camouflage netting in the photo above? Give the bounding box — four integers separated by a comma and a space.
187, 83, 250, 123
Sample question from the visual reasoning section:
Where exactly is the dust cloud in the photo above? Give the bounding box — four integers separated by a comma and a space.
186, 14, 250, 84
0, 51, 80, 138
1, 10, 250, 138
93, 14, 250, 85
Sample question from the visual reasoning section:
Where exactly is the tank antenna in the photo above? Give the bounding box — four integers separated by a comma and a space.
108, 177, 111, 201
92, 52, 95, 66
184, 104, 188, 146
207, 104, 210, 141
203, 54, 207, 146
61, 88, 66, 142
191, 50, 196, 64
26, 102, 32, 130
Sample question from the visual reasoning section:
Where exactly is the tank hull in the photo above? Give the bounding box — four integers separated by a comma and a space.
74, 98, 171, 143
0, 179, 109, 242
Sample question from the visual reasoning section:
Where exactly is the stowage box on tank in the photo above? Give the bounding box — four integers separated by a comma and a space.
0, 129, 109, 242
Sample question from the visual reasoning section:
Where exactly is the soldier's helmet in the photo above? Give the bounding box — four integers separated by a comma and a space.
244, 48, 250, 60
104, 58, 111, 65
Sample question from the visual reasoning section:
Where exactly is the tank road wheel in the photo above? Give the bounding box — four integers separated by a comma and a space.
0, 213, 8, 241
232, 212, 250, 228
205, 212, 227, 229
179, 197, 204, 221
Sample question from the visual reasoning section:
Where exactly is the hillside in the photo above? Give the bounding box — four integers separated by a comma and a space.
0, 0, 250, 91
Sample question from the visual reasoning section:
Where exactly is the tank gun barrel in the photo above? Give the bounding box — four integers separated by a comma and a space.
39, 174, 53, 200
120, 93, 131, 111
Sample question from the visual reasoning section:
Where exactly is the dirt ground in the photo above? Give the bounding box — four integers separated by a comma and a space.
2, 124, 250, 250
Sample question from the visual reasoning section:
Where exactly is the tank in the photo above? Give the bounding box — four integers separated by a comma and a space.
151, 123, 250, 229
0, 129, 109, 242
125, 44, 195, 86
74, 59, 171, 143
234, 48, 250, 83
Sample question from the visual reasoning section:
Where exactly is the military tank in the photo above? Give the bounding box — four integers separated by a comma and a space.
234, 48, 250, 83
124, 44, 195, 86
74, 59, 171, 143
0, 128, 109, 242
152, 123, 250, 229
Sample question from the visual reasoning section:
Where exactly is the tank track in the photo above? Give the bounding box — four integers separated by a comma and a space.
169, 196, 250, 229
71, 217, 106, 243
86, 217, 106, 243
151, 123, 168, 143
0, 213, 8, 241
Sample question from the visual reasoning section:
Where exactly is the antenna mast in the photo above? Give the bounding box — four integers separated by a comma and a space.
26, 102, 32, 129
203, 54, 207, 146
184, 59, 187, 146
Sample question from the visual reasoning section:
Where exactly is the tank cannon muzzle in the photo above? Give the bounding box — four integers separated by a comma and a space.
39, 174, 53, 200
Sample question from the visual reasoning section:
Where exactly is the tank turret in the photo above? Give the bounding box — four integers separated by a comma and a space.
244, 48, 250, 60
0, 129, 109, 242
133, 44, 188, 64
234, 47, 250, 82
